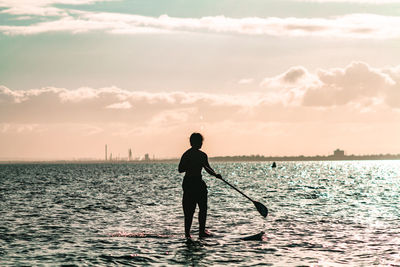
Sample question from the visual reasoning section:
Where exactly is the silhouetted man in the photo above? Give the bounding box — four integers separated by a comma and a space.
178, 133, 221, 239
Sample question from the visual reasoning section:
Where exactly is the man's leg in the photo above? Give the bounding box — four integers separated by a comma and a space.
182, 191, 196, 238
198, 190, 208, 236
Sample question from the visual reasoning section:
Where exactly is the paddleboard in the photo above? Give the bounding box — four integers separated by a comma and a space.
240, 231, 265, 241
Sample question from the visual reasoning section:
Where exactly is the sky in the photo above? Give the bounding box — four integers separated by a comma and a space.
1, 0, 400, 160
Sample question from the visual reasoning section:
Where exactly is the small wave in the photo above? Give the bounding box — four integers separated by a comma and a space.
100, 254, 155, 264
284, 242, 323, 249
319, 249, 345, 253
108, 232, 175, 239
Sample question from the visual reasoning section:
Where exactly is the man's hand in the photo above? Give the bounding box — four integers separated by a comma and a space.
215, 174, 222, 179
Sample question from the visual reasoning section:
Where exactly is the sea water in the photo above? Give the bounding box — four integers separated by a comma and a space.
1, 161, 400, 266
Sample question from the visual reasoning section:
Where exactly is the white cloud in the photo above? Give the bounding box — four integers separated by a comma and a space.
261, 66, 317, 87
149, 108, 194, 126
302, 62, 398, 107
0, 0, 115, 16
260, 66, 319, 106
261, 62, 400, 107
1, 62, 400, 138
1, 63, 399, 124
0, 85, 252, 126
0, 123, 43, 133
1, 62, 400, 130
2, 10, 400, 39
59, 86, 100, 102
106, 101, 132, 109
238, 78, 254, 85
1, 74, 400, 158
1, 0, 398, 20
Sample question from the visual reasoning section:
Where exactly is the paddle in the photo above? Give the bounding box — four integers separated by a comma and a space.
204, 166, 268, 218
219, 176, 268, 218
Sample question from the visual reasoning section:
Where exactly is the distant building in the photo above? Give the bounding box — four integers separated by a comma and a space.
333, 149, 345, 157
105, 144, 108, 161
144, 153, 150, 161
128, 149, 132, 161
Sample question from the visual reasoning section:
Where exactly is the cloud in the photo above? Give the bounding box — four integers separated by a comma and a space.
1, 71, 400, 158
261, 66, 315, 87
1, 62, 400, 131
258, 62, 400, 108
1, 62, 400, 140
238, 78, 254, 85
1, 0, 398, 20
2, 9, 400, 39
149, 108, 194, 126
0, 123, 43, 133
1, 63, 399, 126
0, 85, 252, 125
106, 101, 132, 109
0, 0, 114, 16
302, 62, 397, 106
260, 66, 318, 106
0, 14, 171, 35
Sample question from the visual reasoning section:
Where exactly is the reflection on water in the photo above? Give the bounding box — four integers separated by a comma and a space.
174, 239, 207, 266
0, 161, 400, 266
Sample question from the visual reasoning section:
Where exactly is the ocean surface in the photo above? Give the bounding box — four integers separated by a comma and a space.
1, 161, 400, 266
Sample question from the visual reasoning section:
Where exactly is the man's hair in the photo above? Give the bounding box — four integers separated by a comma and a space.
190, 133, 203, 148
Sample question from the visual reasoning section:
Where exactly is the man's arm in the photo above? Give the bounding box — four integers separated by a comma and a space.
203, 154, 222, 179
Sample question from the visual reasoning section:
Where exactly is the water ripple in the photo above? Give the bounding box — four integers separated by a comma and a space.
1, 161, 400, 266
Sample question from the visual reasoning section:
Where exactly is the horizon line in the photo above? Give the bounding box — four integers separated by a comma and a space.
1, 152, 400, 163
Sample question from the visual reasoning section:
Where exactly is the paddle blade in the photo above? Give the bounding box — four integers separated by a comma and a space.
253, 201, 268, 218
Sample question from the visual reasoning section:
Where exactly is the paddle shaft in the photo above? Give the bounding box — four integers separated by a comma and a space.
219, 177, 254, 203
203, 165, 255, 203
203, 165, 268, 217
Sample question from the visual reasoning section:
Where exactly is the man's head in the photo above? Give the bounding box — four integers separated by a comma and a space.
190, 133, 203, 149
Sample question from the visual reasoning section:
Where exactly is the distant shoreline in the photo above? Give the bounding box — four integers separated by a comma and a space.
210, 154, 400, 162
1, 154, 400, 164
